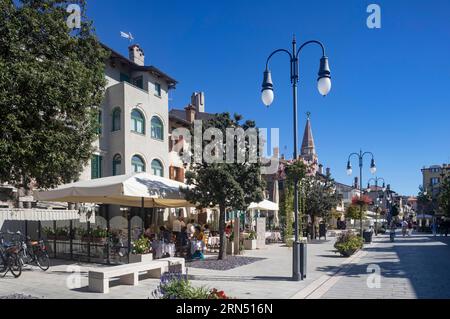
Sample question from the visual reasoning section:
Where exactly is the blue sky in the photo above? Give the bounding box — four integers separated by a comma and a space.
87, 0, 450, 196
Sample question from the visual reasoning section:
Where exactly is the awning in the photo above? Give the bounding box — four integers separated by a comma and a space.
0, 209, 79, 222
34, 173, 195, 208
248, 199, 279, 211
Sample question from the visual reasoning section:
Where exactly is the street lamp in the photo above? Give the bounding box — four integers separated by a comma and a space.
367, 177, 387, 236
346, 150, 376, 237
262, 36, 331, 281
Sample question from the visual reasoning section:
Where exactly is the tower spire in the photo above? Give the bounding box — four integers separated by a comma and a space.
300, 112, 318, 167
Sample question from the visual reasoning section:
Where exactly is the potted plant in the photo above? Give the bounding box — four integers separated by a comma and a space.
226, 233, 235, 255
130, 235, 153, 263
334, 231, 363, 257
91, 227, 108, 244
244, 230, 257, 250
43, 227, 56, 240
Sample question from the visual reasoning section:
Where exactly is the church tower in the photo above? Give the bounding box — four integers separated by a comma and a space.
300, 112, 319, 171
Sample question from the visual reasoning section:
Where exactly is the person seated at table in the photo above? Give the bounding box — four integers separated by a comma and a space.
159, 226, 172, 243
190, 226, 205, 260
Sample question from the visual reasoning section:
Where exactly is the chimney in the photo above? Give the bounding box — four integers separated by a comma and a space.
128, 44, 145, 66
318, 164, 324, 175
326, 167, 331, 176
273, 147, 279, 159
185, 104, 196, 123
354, 177, 359, 189
191, 92, 205, 113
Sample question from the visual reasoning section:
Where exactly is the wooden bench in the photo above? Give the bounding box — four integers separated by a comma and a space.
88, 257, 185, 294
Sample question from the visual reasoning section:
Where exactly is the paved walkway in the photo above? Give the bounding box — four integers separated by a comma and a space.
0, 238, 347, 299
294, 232, 450, 299
2, 232, 448, 299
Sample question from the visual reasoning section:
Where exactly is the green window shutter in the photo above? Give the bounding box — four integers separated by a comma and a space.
91, 155, 102, 179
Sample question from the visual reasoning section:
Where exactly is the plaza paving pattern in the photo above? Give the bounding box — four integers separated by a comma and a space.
1, 232, 449, 299
296, 232, 450, 299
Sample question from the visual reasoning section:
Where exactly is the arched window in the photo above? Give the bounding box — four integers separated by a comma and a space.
151, 116, 164, 140
112, 108, 121, 131
131, 155, 146, 173
131, 109, 145, 134
112, 154, 122, 176
151, 159, 164, 177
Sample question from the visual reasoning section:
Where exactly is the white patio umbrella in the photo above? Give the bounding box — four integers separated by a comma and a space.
248, 199, 279, 211
34, 173, 195, 209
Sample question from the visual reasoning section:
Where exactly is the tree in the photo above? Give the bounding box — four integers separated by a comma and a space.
439, 175, 450, 217
286, 165, 338, 240
181, 113, 265, 260
0, 0, 107, 190
345, 204, 365, 220
417, 185, 433, 214
279, 160, 306, 244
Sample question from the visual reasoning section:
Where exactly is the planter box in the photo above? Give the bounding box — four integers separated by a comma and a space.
337, 248, 359, 257
226, 241, 234, 255
244, 239, 257, 250
129, 253, 153, 264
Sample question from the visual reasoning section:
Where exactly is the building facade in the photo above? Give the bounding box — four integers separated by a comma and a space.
422, 164, 450, 197
79, 44, 177, 182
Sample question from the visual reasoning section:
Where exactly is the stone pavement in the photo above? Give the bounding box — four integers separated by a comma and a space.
293, 232, 450, 299
3, 232, 448, 299
0, 238, 348, 299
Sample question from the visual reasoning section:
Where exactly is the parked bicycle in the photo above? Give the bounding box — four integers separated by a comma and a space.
0, 232, 22, 278
15, 231, 50, 271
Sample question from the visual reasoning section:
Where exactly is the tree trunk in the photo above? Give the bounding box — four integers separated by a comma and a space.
218, 204, 227, 260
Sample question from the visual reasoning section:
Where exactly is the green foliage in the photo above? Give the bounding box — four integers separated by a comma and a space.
334, 231, 363, 257
132, 236, 151, 255
248, 230, 256, 240
153, 272, 230, 299
0, 0, 107, 189
280, 178, 293, 242
345, 204, 366, 220
439, 175, 450, 217
181, 113, 265, 260
300, 174, 340, 225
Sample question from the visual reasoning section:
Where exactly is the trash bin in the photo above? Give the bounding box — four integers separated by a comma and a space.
363, 230, 373, 243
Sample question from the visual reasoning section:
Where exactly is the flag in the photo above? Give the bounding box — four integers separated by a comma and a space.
120, 31, 134, 42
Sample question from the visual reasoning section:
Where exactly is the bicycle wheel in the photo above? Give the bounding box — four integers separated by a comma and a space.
8, 255, 22, 278
36, 251, 50, 271
0, 254, 8, 277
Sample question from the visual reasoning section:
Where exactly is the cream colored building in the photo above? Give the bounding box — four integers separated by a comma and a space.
79, 44, 176, 182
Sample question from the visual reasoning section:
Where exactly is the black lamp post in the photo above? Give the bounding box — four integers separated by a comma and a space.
367, 177, 387, 236
261, 36, 331, 281
346, 150, 377, 237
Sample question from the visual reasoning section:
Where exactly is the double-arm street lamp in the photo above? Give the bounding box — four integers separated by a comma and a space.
346, 150, 377, 237
261, 36, 331, 281
367, 177, 388, 236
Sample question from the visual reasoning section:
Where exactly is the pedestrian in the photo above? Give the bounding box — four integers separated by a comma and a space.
431, 220, 437, 237
407, 220, 413, 237
401, 219, 408, 237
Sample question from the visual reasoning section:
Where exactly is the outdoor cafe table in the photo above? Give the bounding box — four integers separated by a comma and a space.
152, 241, 175, 259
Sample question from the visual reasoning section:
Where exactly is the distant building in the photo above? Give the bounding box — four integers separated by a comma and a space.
421, 164, 450, 197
